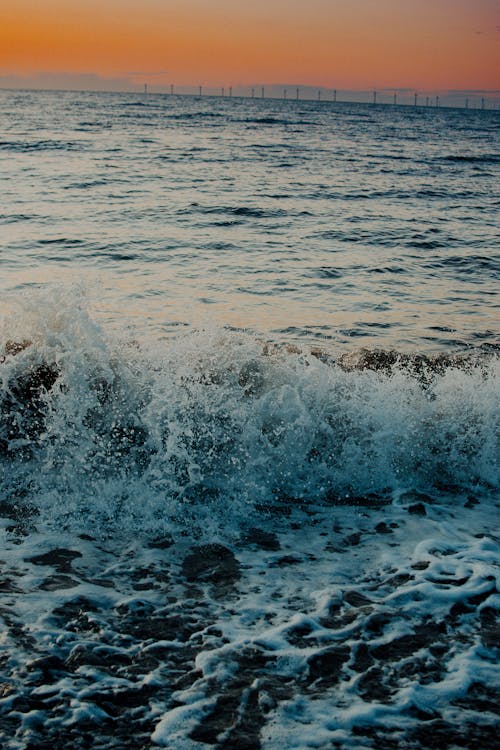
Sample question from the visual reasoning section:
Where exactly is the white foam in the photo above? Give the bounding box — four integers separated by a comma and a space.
0, 286, 498, 537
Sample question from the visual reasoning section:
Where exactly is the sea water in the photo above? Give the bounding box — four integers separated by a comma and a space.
0, 89, 498, 749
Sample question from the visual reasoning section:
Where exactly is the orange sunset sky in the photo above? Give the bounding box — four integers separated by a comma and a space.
1, 0, 499, 92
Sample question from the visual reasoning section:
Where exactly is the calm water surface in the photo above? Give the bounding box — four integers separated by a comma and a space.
0, 88, 498, 351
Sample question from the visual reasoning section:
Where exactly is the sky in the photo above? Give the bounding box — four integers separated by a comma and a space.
1, 0, 499, 94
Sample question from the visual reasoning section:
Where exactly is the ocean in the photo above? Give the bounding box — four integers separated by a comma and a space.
0, 88, 499, 749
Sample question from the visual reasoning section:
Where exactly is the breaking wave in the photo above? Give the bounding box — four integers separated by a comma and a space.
1, 290, 498, 536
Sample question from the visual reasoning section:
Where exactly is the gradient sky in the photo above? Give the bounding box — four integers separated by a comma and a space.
2, 0, 499, 91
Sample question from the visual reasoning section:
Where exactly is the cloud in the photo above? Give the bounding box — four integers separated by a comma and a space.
122, 71, 170, 77
0, 71, 137, 92
380, 87, 414, 93
446, 88, 500, 95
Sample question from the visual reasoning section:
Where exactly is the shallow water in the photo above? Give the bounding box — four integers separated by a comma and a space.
0, 90, 498, 749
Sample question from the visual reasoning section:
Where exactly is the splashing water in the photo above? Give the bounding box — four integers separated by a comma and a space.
1, 287, 497, 538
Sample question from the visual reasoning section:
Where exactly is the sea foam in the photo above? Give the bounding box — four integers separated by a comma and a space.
1, 288, 498, 537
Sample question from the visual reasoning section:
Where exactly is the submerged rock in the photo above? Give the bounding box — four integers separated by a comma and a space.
241, 527, 281, 551
182, 543, 241, 596
26, 548, 83, 573
408, 502, 427, 516
0, 340, 59, 456
2, 340, 32, 359
338, 348, 402, 373
338, 346, 483, 379
305, 645, 350, 689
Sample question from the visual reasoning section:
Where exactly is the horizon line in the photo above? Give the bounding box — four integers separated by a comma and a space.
0, 73, 499, 98
1, 85, 499, 111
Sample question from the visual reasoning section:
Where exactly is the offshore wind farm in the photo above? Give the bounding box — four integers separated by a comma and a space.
139, 85, 498, 110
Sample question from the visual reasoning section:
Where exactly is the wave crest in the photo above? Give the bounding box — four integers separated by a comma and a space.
1, 293, 498, 535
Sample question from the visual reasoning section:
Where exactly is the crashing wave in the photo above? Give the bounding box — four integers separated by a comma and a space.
1, 293, 497, 537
